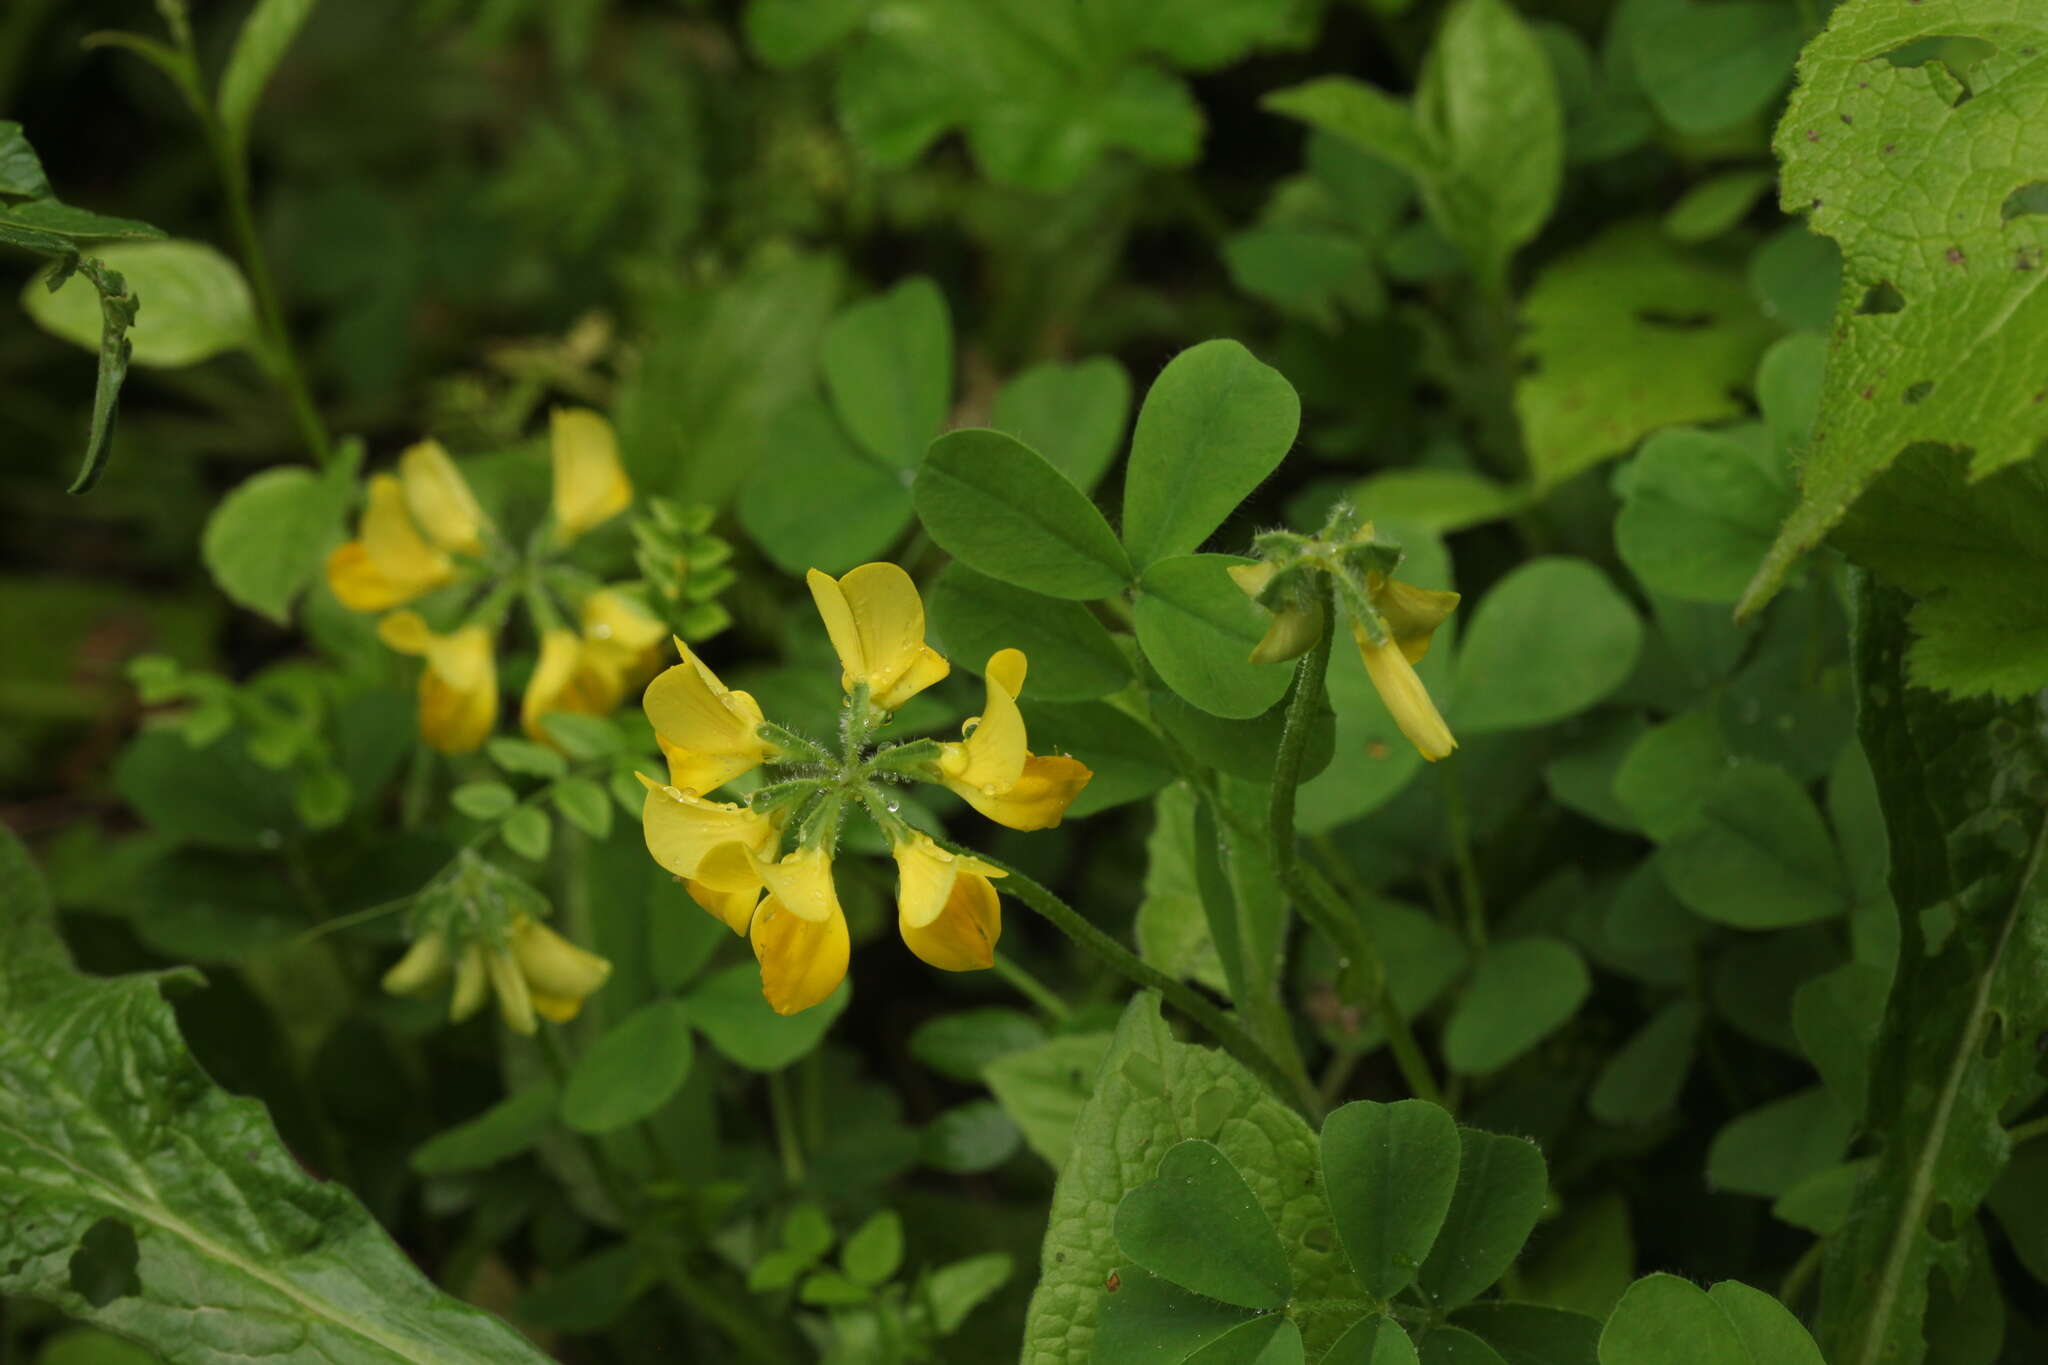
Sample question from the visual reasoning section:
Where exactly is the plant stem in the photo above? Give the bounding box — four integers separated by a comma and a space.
766, 1069, 807, 1185
1439, 762, 1488, 949
992, 951, 1072, 1022
966, 846, 1322, 1118
1267, 628, 1332, 875
2009, 1114, 2048, 1148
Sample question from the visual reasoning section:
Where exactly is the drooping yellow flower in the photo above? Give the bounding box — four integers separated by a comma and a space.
643, 641, 776, 795
326, 473, 456, 611
398, 439, 490, 555
579, 588, 668, 693
891, 832, 1005, 971
551, 407, 633, 545
1368, 572, 1460, 664
1353, 620, 1457, 763
522, 628, 622, 742
382, 915, 611, 1034
380, 612, 498, 753
750, 893, 850, 1016
806, 563, 950, 710
709, 843, 852, 1015
639, 776, 778, 885
1227, 561, 1323, 666
938, 650, 1091, 830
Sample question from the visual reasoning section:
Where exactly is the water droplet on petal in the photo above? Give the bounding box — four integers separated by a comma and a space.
885, 799, 900, 812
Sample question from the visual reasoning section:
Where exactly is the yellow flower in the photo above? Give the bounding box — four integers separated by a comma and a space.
579, 588, 668, 693
938, 650, 1091, 830
382, 915, 611, 1033
551, 407, 633, 545
1367, 572, 1460, 665
891, 833, 1005, 972
380, 612, 498, 753
1228, 561, 1323, 666
522, 628, 622, 742
806, 563, 950, 710
326, 473, 456, 611
1352, 620, 1457, 763
639, 776, 777, 883
398, 439, 490, 555
643, 641, 775, 795
750, 893, 850, 1017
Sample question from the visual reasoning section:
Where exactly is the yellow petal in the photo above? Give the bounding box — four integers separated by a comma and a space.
750, 896, 849, 1016
892, 832, 1003, 930
657, 734, 765, 801
757, 846, 841, 924
947, 754, 1092, 831
531, 992, 584, 1023
450, 944, 490, 1022
1355, 623, 1457, 761
1372, 576, 1461, 664
687, 877, 762, 936
419, 625, 497, 753
643, 647, 769, 776
398, 439, 489, 554
580, 588, 668, 694
938, 657, 1029, 792
509, 917, 613, 1002
485, 946, 537, 1035
806, 563, 948, 708
639, 777, 775, 880
551, 407, 633, 544
1247, 606, 1321, 666
986, 647, 1027, 699
381, 930, 450, 995
326, 541, 439, 612
522, 628, 618, 742
900, 871, 1001, 972
377, 609, 434, 656
361, 472, 454, 595
1227, 561, 1278, 598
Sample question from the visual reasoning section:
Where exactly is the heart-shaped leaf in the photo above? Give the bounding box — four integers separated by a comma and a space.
1320, 1099, 1461, 1300
1114, 1139, 1292, 1309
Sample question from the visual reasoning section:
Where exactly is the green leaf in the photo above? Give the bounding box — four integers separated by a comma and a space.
561, 999, 695, 1134
487, 738, 568, 780
1632, 2, 1800, 135
1448, 1303, 1603, 1365
1443, 936, 1591, 1075
1023, 995, 1352, 1362
550, 777, 614, 840
1658, 763, 1848, 929
1599, 1274, 1824, 1364
1589, 998, 1703, 1125
1416, 1328, 1508, 1365
1023, 700, 1173, 816
411, 1083, 560, 1175
1320, 1099, 1461, 1300
1115, 1140, 1292, 1309
1324, 1317, 1421, 1365
916, 428, 1132, 599
113, 730, 298, 850
1134, 554, 1294, 719
1708, 1087, 1852, 1199
1613, 709, 1727, 841
1224, 226, 1378, 330
217, 0, 319, 164
0, 827, 552, 1365
684, 963, 848, 1071
25, 241, 256, 367
1417, 1128, 1549, 1309
1451, 558, 1642, 734
1987, 1140, 2048, 1287
992, 357, 1133, 493
1792, 963, 1889, 1117
1091, 1269, 1260, 1365
1516, 221, 1777, 489
1190, 1317, 1307, 1364
1137, 785, 1229, 993
0, 121, 51, 198
738, 399, 913, 576
925, 1252, 1014, 1334
200, 464, 354, 623
928, 564, 1131, 701
1350, 469, 1523, 534
0, 200, 165, 245
1813, 582, 2048, 1364
921, 1099, 1023, 1173
1663, 168, 1777, 244
842, 1209, 905, 1286
1121, 340, 1301, 568
908, 1006, 1049, 1082
799, 1268, 871, 1305
1740, 2, 2048, 613
744, 0, 875, 66
983, 1032, 1113, 1166
1263, 78, 1432, 183
822, 276, 952, 468
451, 781, 517, 820
1615, 426, 1793, 604
1092, 0, 1300, 71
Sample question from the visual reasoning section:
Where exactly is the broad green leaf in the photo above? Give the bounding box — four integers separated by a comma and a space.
983, 1032, 1113, 1166
1448, 1303, 1603, 1364
1631, 1, 1800, 135
1613, 709, 1728, 841
451, 781, 517, 820
515, 1244, 651, 1330
487, 738, 568, 780
1443, 936, 1591, 1075
1773, 1161, 1869, 1238
1023, 700, 1173, 816
738, 400, 913, 575
1115, 1140, 1292, 1309
921, 1100, 1023, 1173
411, 1083, 559, 1175
916, 428, 1132, 599
1320, 1099, 1461, 1300
1830, 445, 2048, 700
1708, 1087, 1852, 1199
1417, 1128, 1548, 1309
0, 121, 51, 198
1663, 168, 1777, 244
0, 828, 551, 1365
907, 1006, 1049, 1082
1451, 558, 1641, 734
1542, 713, 1648, 834
1517, 222, 1776, 489
1707, 1281, 1827, 1365
1600, 1274, 1824, 1364
499, 805, 551, 861
1589, 998, 1703, 1125
1987, 1140, 2048, 1286
113, 730, 298, 850
926, 1252, 1015, 1334
1792, 963, 1889, 1117
1023, 995, 1353, 1363
928, 564, 1131, 701
992, 357, 1133, 493
35, 1328, 159, 1365
1658, 763, 1847, 929
1513, 1193, 1633, 1320
744, 0, 875, 66
1092, 0, 1300, 71
1134, 554, 1294, 718
218, 0, 319, 163
0, 199, 165, 245
1091, 1269, 1260, 1365
25, 241, 256, 367
200, 463, 354, 623
1121, 340, 1301, 567
684, 963, 848, 1071
1814, 583, 2048, 1365
1739, 1, 2048, 613
842, 1210, 905, 1286
1350, 469, 1523, 534
1223, 225, 1379, 330
1136, 785, 1230, 993
1747, 224, 1840, 333
822, 276, 952, 468
1417, 1328, 1508, 1365
561, 999, 695, 1134
550, 778, 614, 840
1325, 1317, 1421, 1365
1615, 426, 1792, 603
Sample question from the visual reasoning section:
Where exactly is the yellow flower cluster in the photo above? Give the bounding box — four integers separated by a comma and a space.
324, 409, 664, 753
638, 563, 1091, 1015
383, 908, 612, 1035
